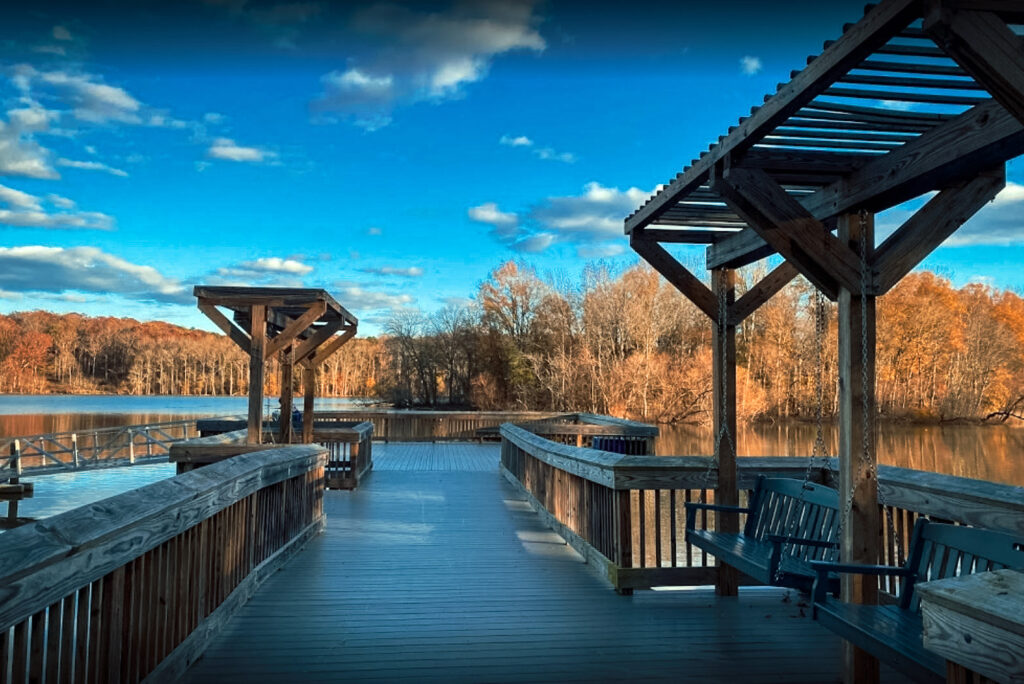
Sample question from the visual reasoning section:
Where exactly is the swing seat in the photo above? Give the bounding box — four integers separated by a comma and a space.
685, 475, 841, 593
810, 519, 1024, 683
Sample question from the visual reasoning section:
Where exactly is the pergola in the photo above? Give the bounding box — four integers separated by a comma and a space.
194, 286, 358, 445
625, 2, 1024, 681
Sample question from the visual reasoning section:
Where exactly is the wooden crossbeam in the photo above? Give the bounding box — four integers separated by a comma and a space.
925, 7, 1024, 126
729, 262, 800, 325
708, 99, 1024, 269
197, 298, 251, 354
293, 319, 344, 364
263, 301, 327, 361
630, 234, 718, 320
303, 327, 357, 369
713, 168, 861, 300
874, 168, 1005, 294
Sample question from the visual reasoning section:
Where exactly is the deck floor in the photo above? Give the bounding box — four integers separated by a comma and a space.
182, 442, 908, 683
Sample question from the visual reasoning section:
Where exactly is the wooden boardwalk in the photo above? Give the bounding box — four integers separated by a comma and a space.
181, 443, 909, 683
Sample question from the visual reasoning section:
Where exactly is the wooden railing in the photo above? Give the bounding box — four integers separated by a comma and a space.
499, 424, 1024, 594
1, 442, 33, 530
0, 443, 326, 683
171, 423, 374, 490
479, 413, 658, 454
311, 409, 562, 442
0, 419, 201, 475
316, 422, 373, 490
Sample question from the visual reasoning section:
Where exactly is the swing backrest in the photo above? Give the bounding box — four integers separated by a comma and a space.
744, 476, 841, 562
900, 518, 1024, 612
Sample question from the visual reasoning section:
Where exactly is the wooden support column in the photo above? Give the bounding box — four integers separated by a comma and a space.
247, 305, 267, 445
837, 212, 880, 684
278, 345, 294, 445
302, 365, 316, 445
712, 268, 739, 597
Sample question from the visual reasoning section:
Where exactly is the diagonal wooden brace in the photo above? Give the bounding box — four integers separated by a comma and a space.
299, 327, 357, 370
728, 261, 799, 326
925, 5, 1024, 126
874, 167, 1005, 294
630, 232, 718, 320
263, 301, 327, 361
293, 318, 344, 365
713, 167, 864, 300
197, 298, 251, 355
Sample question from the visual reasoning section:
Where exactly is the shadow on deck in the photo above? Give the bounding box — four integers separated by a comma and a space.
180, 443, 902, 683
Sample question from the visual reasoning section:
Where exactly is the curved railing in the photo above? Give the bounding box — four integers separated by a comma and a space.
0, 443, 326, 683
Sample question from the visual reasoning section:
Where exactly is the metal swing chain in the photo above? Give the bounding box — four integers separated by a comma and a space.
774, 287, 831, 582
850, 209, 902, 567
701, 284, 733, 504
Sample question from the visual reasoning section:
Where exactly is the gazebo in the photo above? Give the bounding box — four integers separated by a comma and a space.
625, 1, 1024, 681
194, 286, 358, 445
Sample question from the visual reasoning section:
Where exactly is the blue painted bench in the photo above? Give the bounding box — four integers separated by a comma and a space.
811, 518, 1024, 684
685, 476, 841, 593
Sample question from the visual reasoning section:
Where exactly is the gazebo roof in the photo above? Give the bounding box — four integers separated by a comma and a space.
193, 286, 357, 343
625, 0, 1024, 272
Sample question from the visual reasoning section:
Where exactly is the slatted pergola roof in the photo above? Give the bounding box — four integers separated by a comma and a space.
626, 0, 1024, 300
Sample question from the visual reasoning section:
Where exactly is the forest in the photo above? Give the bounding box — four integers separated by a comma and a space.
0, 260, 1021, 425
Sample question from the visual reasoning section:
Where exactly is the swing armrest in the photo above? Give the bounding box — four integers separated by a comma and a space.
683, 503, 750, 530
809, 561, 912, 604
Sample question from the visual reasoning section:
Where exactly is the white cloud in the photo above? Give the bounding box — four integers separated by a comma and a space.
0, 185, 113, 230
212, 256, 314, 287
740, 55, 762, 75
37, 69, 142, 124
499, 134, 532, 147
367, 226, 383, 236
472, 181, 652, 257
207, 137, 275, 162
334, 284, 416, 312
0, 103, 59, 179
0, 246, 188, 304
315, 1, 545, 129
203, 112, 226, 124
32, 45, 67, 57
239, 257, 313, 275
56, 158, 128, 177
52, 26, 73, 41
360, 265, 424, 277
943, 181, 1024, 246
535, 147, 575, 163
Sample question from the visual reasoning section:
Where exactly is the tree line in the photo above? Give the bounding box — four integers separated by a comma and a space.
0, 260, 1021, 424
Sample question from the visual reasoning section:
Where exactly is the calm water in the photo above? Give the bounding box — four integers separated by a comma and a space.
0, 394, 370, 438
656, 422, 1024, 488
1, 396, 1020, 528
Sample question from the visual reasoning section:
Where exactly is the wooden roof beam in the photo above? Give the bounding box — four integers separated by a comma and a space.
925, 5, 1024, 126
728, 262, 800, 325
197, 298, 251, 355
708, 99, 1024, 268
263, 301, 327, 360
625, 0, 919, 233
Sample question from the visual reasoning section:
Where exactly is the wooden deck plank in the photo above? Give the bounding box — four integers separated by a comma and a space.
181, 443, 912, 683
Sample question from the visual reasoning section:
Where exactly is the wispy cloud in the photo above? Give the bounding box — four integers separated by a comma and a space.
314, 1, 545, 129
943, 182, 1024, 246
740, 55, 762, 75
0, 183, 113, 230
0, 102, 59, 179
498, 133, 575, 163
56, 158, 128, 177
212, 256, 313, 285
470, 182, 651, 256
360, 265, 424, 277
52, 26, 73, 41
0, 245, 188, 304
207, 137, 276, 162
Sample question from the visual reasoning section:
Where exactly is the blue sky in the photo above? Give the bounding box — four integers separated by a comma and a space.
0, 0, 1022, 335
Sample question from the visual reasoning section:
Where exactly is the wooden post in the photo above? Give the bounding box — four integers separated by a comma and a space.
8, 440, 20, 521
247, 305, 267, 445
838, 212, 880, 684
712, 268, 739, 597
302, 365, 315, 445
278, 345, 294, 445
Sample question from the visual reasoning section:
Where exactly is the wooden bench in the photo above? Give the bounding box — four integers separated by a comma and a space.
811, 518, 1024, 684
685, 476, 841, 593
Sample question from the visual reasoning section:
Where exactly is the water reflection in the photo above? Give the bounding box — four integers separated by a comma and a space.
655, 423, 1024, 487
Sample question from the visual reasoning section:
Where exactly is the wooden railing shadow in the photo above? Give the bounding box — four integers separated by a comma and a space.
0, 443, 326, 683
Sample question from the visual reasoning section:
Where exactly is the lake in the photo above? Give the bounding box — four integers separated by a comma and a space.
2, 395, 1021, 526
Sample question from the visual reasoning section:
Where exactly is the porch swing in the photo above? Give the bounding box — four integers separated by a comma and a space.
684, 271, 842, 594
